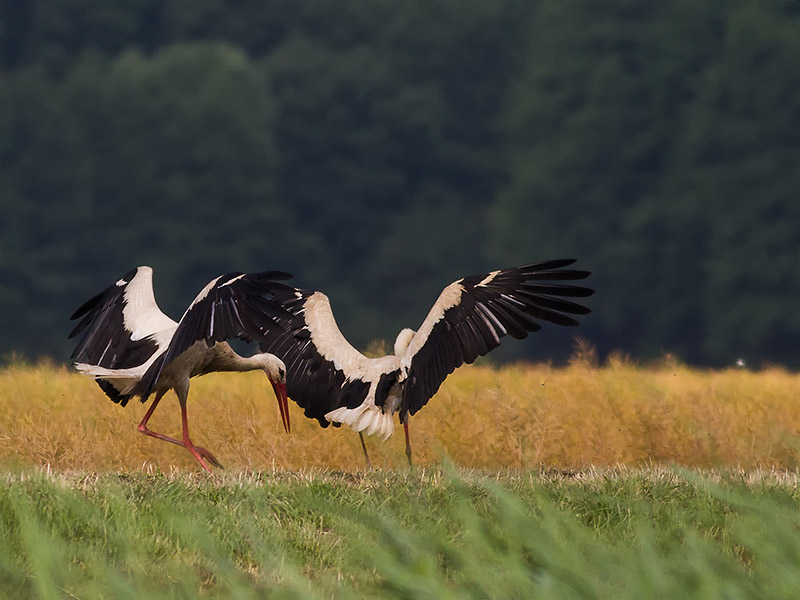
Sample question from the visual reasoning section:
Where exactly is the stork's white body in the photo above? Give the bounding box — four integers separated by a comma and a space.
76, 340, 259, 396
69, 266, 291, 471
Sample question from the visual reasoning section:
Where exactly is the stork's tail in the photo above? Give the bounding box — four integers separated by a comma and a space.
73, 362, 139, 380
73, 363, 139, 406
325, 405, 394, 441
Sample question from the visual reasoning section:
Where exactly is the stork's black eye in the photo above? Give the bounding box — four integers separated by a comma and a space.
279, 367, 285, 378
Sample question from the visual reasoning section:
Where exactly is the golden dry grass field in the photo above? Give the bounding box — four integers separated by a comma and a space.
1, 354, 799, 472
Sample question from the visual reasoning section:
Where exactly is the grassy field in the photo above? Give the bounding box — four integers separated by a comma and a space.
3, 467, 800, 599
1, 357, 799, 471
2, 359, 800, 598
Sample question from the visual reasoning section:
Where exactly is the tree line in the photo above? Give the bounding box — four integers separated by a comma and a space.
2, 0, 799, 367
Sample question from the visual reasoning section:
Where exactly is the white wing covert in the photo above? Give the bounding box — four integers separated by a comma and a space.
69, 266, 176, 371
258, 289, 387, 427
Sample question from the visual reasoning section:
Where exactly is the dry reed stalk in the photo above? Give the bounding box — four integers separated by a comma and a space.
1, 358, 799, 472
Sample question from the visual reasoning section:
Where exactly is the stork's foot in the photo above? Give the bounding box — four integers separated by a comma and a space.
183, 443, 224, 473
194, 446, 224, 469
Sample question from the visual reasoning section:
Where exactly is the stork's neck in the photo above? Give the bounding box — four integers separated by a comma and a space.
393, 328, 416, 357
209, 343, 265, 373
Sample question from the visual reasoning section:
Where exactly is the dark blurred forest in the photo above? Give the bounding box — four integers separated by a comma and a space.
1, 0, 799, 367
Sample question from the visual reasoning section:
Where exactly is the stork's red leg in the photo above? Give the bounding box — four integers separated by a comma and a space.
137, 391, 185, 448
177, 390, 223, 472
358, 432, 372, 470
403, 416, 413, 467
139, 389, 222, 471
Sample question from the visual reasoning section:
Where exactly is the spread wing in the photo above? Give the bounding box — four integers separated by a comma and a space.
399, 259, 594, 418
258, 289, 383, 427
133, 271, 294, 399
69, 266, 177, 370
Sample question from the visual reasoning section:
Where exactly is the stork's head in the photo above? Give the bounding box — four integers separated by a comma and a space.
256, 353, 290, 433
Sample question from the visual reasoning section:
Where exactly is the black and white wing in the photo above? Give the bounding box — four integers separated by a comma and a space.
398, 259, 594, 419
258, 289, 384, 427
133, 271, 294, 399
69, 266, 177, 370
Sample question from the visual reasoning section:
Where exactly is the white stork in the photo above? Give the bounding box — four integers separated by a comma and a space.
68, 266, 292, 472
258, 259, 594, 467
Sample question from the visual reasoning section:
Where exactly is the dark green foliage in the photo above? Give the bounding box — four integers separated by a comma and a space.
491, 1, 800, 365
1, 0, 798, 366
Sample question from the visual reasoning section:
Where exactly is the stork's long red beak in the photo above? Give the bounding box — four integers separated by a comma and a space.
272, 381, 290, 433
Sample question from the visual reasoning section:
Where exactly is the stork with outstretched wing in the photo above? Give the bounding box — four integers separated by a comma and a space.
259, 259, 594, 467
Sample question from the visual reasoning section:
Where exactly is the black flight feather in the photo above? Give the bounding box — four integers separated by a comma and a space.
400, 260, 594, 419
132, 271, 294, 400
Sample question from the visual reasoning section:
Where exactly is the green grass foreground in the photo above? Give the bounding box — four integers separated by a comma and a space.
3, 467, 800, 599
